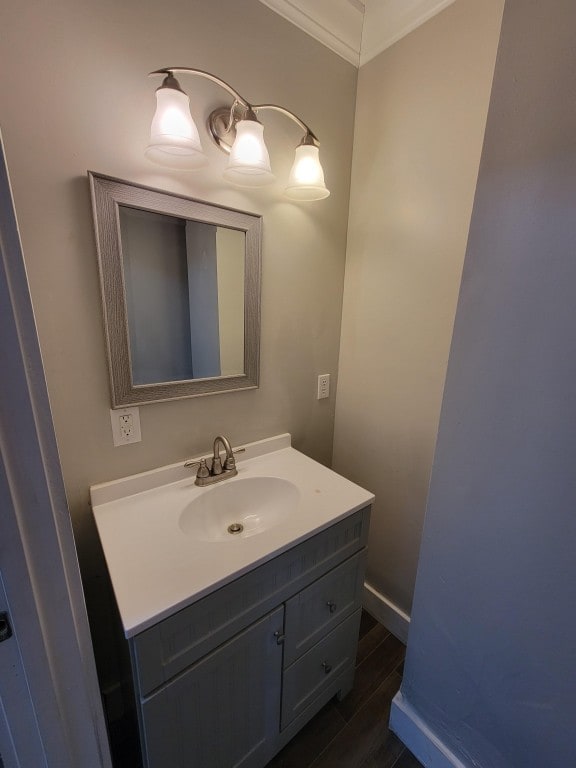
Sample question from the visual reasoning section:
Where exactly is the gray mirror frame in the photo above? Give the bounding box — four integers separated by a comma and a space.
88, 172, 261, 407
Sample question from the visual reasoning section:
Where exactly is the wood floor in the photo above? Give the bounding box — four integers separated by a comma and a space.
264, 610, 422, 768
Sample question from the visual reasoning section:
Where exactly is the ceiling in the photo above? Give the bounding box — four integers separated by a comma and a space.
258, 0, 457, 67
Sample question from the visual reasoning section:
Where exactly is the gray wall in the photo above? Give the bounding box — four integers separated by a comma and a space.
0, 0, 356, 692
393, 0, 576, 765
333, 0, 504, 619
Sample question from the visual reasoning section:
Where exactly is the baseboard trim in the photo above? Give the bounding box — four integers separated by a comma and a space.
363, 582, 410, 643
390, 692, 469, 768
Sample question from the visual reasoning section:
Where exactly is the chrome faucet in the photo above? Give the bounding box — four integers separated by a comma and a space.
184, 435, 243, 486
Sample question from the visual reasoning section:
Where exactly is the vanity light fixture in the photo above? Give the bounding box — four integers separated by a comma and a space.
145, 68, 330, 201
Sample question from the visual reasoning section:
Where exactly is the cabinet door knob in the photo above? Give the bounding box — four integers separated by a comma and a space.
274, 630, 285, 645
321, 661, 332, 674
326, 601, 337, 613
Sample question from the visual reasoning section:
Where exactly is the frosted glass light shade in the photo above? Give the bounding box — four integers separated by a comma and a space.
145, 87, 207, 170
285, 144, 330, 201
223, 120, 274, 187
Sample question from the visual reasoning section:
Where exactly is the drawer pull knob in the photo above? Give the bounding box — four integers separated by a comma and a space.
326, 601, 337, 613
274, 630, 285, 645
322, 661, 332, 674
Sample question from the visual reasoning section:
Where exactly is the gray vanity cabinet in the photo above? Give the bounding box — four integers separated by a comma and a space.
129, 506, 370, 768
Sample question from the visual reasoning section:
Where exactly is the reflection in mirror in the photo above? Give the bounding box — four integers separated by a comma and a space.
89, 173, 261, 407
119, 207, 246, 384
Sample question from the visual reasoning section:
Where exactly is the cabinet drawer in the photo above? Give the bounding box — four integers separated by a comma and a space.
284, 550, 366, 666
281, 609, 361, 730
132, 507, 370, 696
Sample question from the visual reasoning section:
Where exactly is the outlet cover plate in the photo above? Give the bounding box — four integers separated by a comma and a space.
317, 374, 330, 400
110, 407, 141, 446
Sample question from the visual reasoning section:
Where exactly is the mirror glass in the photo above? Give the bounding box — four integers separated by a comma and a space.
119, 207, 246, 384
89, 174, 261, 407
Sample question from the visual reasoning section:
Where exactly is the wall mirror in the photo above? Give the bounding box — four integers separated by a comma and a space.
89, 173, 261, 407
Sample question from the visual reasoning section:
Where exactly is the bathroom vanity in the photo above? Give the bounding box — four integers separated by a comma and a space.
91, 434, 373, 768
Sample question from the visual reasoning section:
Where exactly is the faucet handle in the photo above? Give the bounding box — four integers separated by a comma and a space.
184, 457, 210, 478
224, 447, 246, 471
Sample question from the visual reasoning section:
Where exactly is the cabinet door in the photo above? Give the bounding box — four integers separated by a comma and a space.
141, 606, 284, 768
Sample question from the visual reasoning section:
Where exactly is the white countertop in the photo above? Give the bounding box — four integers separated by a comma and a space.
91, 434, 374, 638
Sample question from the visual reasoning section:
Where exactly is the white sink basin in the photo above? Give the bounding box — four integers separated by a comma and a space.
179, 476, 300, 541
90, 434, 374, 637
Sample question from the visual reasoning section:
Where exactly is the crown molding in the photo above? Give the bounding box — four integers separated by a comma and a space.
259, 0, 458, 68
258, 0, 363, 66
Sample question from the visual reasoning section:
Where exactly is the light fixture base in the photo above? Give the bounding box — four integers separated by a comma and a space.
208, 107, 237, 154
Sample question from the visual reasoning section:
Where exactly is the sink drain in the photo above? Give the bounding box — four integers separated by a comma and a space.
227, 522, 244, 534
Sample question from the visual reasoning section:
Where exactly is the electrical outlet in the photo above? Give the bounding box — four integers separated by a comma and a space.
110, 407, 141, 446
317, 373, 330, 400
